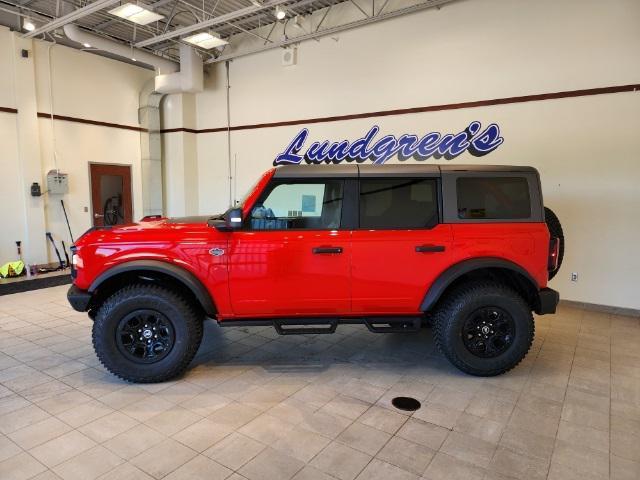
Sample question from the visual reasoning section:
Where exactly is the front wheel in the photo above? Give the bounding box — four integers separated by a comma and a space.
93, 284, 203, 383
433, 282, 534, 376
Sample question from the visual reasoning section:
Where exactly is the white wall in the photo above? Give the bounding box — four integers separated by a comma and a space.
0, 27, 154, 265
165, 0, 640, 309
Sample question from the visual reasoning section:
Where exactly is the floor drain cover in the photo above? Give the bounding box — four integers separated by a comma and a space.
391, 396, 421, 412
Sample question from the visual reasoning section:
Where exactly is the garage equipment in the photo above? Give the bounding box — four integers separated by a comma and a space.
46, 232, 64, 270
61, 240, 71, 269
61, 199, 74, 242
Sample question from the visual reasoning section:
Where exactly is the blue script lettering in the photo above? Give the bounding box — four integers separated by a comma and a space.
273, 122, 504, 165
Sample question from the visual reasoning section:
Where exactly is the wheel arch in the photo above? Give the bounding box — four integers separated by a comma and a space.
421, 258, 540, 312
88, 260, 216, 317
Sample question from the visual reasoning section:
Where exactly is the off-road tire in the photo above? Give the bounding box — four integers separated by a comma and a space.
93, 284, 203, 383
544, 206, 564, 280
433, 282, 534, 376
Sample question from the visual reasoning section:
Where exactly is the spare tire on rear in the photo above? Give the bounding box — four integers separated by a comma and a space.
544, 207, 564, 280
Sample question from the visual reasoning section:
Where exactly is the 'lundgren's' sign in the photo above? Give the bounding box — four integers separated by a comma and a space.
273, 121, 504, 166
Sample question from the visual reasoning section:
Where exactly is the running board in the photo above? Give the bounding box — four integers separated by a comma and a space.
217, 316, 423, 335
364, 317, 422, 333
274, 319, 338, 335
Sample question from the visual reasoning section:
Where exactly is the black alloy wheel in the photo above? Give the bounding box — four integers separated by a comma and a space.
461, 307, 515, 358
116, 309, 175, 363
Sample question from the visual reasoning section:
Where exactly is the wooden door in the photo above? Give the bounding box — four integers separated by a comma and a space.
90, 164, 133, 227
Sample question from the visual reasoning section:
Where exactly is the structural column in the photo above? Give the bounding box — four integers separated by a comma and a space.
12, 33, 47, 265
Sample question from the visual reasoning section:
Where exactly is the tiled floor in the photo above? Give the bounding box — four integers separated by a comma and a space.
0, 285, 638, 480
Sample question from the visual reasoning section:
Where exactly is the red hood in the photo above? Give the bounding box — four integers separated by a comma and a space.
74, 215, 219, 248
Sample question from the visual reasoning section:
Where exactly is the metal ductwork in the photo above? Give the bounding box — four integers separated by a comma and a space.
63, 24, 178, 74
139, 79, 164, 217
154, 44, 203, 94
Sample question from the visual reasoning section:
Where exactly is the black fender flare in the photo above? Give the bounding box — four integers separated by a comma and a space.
420, 257, 539, 312
89, 260, 216, 316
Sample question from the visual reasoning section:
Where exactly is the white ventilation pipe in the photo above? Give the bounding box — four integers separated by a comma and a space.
63, 24, 178, 74
154, 43, 203, 94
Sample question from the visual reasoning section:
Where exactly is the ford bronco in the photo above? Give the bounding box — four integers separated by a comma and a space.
68, 165, 562, 382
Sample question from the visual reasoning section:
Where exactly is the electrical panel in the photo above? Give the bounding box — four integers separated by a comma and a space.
46, 170, 69, 194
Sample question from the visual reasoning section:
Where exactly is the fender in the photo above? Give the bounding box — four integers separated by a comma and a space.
420, 257, 539, 312
89, 260, 216, 316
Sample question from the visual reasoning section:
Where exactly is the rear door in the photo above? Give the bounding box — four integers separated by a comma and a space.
351, 175, 453, 314
227, 177, 352, 317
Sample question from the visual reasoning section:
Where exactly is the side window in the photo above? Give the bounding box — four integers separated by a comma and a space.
359, 178, 438, 229
457, 177, 531, 219
250, 180, 344, 230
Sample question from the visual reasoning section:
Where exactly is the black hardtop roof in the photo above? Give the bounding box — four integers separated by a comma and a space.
273, 164, 538, 178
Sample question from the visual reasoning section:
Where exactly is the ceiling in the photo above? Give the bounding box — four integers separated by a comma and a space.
0, 0, 459, 67
0, 0, 349, 65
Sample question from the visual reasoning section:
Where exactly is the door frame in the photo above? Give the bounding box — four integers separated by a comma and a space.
88, 162, 134, 227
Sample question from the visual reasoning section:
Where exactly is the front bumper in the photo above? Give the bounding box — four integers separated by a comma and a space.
535, 287, 560, 315
67, 285, 91, 312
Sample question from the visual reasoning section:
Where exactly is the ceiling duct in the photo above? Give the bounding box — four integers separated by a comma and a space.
155, 43, 203, 94
63, 24, 178, 73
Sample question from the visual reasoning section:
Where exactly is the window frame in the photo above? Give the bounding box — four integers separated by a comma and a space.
441, 171, 544, 223
356, 177, 442, 231
243, 177, 355, 231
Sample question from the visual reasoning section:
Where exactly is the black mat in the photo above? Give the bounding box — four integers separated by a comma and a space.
0, 273, 72, 296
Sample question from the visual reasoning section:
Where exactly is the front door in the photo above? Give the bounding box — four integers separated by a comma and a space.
351, 177, 453, 314
228, 178, 351, 317
90, 164, 133, 226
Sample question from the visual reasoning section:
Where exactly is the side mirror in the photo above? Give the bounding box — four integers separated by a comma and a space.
210, 207, 243, 231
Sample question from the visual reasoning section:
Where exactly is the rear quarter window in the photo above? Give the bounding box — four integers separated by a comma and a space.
456, 177, 531, 219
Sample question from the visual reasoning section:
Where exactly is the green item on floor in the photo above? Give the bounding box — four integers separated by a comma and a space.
0, 260, 25, 278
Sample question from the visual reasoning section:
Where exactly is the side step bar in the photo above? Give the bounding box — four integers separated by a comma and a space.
364, 317, 422, 333
274, 319, 338, 335
218, 316, 423, 335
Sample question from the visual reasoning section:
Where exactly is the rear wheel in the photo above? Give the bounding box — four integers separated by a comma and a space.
433, 282, 534, 376
93, 284, 203, 383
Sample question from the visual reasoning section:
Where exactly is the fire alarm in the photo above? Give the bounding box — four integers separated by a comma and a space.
281, 47, 297, 67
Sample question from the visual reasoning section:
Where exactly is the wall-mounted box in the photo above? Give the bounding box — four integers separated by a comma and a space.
46, 170, 69, 194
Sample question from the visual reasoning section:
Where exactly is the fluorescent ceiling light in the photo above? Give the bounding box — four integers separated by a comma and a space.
23, 18, 35, 31
108, 3, 164, 25
183, 32, 228, 49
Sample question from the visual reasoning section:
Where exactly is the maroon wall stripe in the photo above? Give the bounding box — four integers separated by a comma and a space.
160, 83, 640, 134
3, 83, 637, 134
36, 112, 147, 132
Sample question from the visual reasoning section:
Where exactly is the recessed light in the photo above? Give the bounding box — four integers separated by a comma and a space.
183, 32, 228, 49
274, 6, 286, 20
108, 2, 164, 25
83, 43, 91, 48
23, 18, 35, 32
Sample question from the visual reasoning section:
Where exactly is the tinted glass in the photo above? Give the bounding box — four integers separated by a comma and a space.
359, 178, 438, 229
250, 180, 343, 230
457, 177, 531, 219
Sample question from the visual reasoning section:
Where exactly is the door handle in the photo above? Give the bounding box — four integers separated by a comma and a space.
415, 245, 445, 253
94, 213, 104, 219
312, 246, 343, 254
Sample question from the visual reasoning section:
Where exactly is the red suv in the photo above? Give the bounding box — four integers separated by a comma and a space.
68, 165, 562, 382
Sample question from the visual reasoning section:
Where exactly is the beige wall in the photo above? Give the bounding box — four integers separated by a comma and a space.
0, 27, 154, 265
168, 0, 640, 309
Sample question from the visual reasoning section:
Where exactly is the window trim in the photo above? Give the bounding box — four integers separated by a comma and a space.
356, 177, 441, 231
243, 177, 350, 231
441, 171, 544, 223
